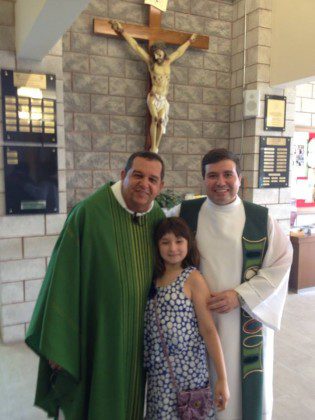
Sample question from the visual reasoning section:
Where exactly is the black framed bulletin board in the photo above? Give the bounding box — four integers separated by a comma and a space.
4, 146, 59, 214
258, 136, 290, 188
1, 69, 57, 144
1, 69, 59, 215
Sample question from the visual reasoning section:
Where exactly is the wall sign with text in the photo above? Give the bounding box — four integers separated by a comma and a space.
144, 0, 169, 12
264, 95, 286, 131
1, 69, 57, 144
258, 136, 291, 188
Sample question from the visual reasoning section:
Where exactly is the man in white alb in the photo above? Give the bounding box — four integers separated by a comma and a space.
168, 148, 293, 420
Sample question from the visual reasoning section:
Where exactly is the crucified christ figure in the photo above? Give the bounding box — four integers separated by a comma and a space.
110, 20, 196, 153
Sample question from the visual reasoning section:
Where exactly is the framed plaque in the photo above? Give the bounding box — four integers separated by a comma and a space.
258, 136, 290, 188
4, 146, 59, 214
264, 95, 286, 131
1, 69, 57, 144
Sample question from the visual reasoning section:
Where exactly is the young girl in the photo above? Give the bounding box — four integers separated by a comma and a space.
144, 217, 229, 419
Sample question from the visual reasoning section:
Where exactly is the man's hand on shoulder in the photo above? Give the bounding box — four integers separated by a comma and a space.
208, 289, 240, 314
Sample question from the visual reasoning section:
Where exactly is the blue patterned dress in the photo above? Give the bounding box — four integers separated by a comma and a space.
144, 266, 215, 419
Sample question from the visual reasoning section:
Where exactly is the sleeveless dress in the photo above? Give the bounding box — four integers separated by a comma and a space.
144, 266, 215, 419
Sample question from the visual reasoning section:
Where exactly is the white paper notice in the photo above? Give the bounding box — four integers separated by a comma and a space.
144, 0, 168, 13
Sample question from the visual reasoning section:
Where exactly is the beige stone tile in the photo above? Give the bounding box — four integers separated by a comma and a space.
0, 342, 46, 418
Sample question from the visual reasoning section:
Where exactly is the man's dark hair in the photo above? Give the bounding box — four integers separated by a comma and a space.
201, 148, 241, 178
125, 151, 165, 180
149, 41, 168, 61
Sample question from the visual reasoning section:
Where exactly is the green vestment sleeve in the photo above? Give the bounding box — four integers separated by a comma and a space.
26, 207, 82, 417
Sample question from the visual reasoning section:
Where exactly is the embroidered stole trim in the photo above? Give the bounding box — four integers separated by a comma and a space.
241, 201, 268, 420
180, 198, 268, 420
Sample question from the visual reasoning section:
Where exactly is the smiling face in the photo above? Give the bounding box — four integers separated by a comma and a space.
121, 157, 164, 213
158, 232, 188, 268
204, 159, 242, 205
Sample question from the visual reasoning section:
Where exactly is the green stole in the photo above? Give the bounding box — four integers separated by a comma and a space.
180, 198, 268, 420
25, 183, 164, 420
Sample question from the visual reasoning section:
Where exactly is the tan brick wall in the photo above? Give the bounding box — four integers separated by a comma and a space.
295, 82, 315, 127
0, 0, 67, 343
230, 0, 294, 227
63, 0, 234, 205
0, 0, 297, 343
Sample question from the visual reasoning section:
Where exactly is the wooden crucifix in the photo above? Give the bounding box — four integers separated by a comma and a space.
94, 6, 209, 153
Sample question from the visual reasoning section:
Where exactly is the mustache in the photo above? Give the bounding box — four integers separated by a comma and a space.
134, 187, 149, 194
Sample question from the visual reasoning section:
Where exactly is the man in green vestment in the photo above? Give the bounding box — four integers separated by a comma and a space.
25, 151, 165, 420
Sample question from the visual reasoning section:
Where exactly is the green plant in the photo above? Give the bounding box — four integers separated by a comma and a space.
156, 189, 183, 209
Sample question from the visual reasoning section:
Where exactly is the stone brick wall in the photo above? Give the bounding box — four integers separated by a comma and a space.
295, 82, 315, 127
63, 0, 234, 208
0, 0, 299, 343
295, 82, 315, 182
230, 0, 295, 231
294, 82, 315, 224
0, 0, 67, 343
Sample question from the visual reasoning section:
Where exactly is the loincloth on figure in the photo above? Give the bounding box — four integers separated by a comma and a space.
147, 93, 170, 134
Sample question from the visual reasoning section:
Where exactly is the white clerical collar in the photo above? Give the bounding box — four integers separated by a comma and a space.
111, 180, 154, 216
206, 195, 242, 212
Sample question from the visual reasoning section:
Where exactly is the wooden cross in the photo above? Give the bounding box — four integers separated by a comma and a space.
94, 6, 209, 151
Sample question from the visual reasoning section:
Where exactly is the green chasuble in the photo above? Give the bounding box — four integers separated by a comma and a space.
25, 183, 164, 419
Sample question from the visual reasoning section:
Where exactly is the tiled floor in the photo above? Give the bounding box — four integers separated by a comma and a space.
1, 291, 315, 419
273, 290, 315, 420
0, 340, 46, 419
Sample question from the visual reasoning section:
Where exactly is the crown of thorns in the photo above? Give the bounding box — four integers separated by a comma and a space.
149, 41, 167, 55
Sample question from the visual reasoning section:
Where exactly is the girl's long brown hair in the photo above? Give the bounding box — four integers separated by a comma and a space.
153, 217, 200, 279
